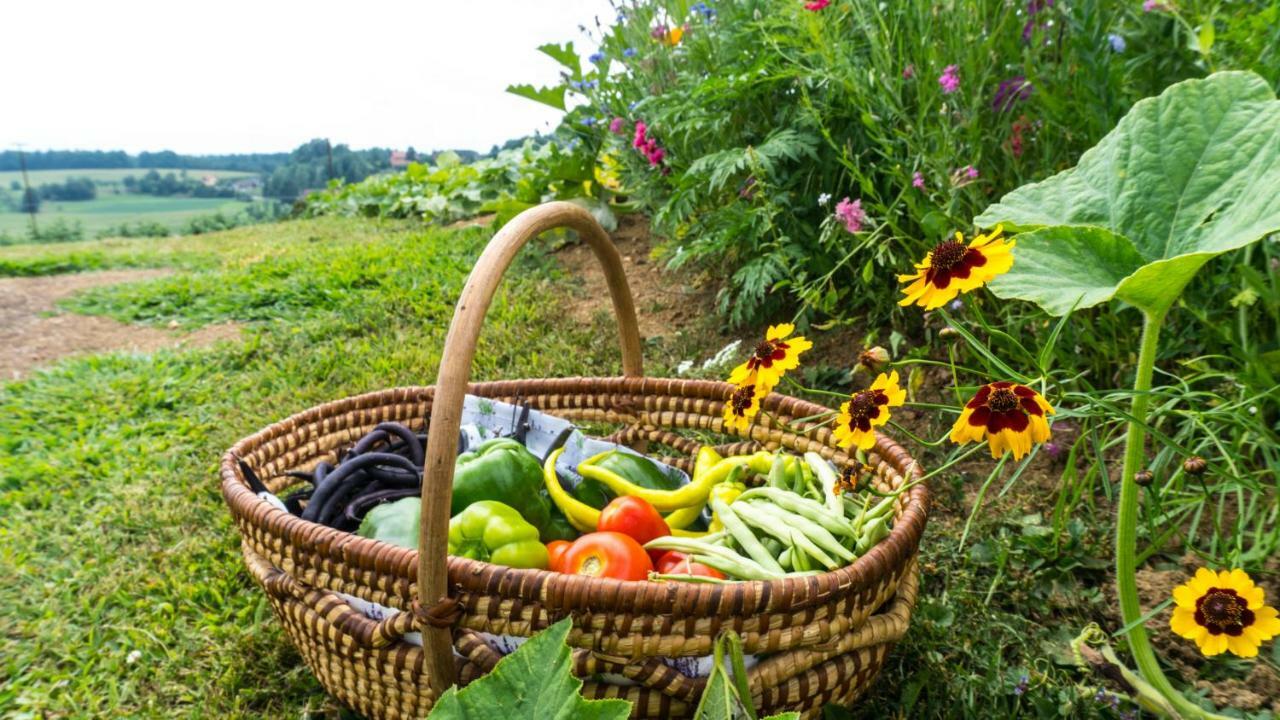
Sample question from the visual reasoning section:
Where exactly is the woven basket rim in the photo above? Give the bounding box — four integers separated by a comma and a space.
222, 376, 929, 611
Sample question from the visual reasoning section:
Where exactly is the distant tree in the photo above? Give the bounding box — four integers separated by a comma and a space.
8, 180, 19, 191
39, 177, 96, 201
20, 187, 40, 214
406, 146, 417, 162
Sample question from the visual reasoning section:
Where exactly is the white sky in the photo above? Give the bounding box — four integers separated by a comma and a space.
2, 0, 613, 155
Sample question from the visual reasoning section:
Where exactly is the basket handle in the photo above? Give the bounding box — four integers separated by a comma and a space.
416, 201, 644, 696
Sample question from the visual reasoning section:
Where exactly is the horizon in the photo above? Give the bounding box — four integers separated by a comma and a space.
2, 0, 611, 156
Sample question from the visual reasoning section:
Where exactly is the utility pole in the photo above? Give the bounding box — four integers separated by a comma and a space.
16, 145, 38, 236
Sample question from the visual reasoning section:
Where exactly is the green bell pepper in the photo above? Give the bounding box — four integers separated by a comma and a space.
573, 449, 683, 510
356, 497, 420, 549
451, 438, 554, 540
447, 500, 549, 569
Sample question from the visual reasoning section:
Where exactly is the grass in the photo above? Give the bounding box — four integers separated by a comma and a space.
0, 217, 1271, 719
0, 193, 250, 236
0, 168, 254, 186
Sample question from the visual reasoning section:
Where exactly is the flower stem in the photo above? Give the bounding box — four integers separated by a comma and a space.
1114, 310, 1227, 720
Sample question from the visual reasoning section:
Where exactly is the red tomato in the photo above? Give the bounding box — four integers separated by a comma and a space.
654, 551, 726, 579
597, 496, 671, 553
561, 531, 653, 581
545, 540, 572, 572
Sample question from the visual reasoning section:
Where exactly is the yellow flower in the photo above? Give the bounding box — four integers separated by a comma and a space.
949, 381, 1054, 460
722, 381, 765, 434
667, 25, 684, 46
726, 323, 813, 392
899, 225, 1014, 309
832, 371, 906, 451
595, 151, 624, 192
1170, 568, 1280, 657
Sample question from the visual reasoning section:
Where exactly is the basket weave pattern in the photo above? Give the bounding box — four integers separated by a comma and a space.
220, 204, 929, 719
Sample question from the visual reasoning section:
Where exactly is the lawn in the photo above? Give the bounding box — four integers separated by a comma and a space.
0, 167, 254, 187
1, 215, 1218, 720
0, 193, 250, 236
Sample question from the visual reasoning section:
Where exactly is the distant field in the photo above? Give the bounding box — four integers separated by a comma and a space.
0, 167, 255, 186
0, 194, 250, 236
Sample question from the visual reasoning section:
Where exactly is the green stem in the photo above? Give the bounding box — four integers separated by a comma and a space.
1115, 311, 1228, 720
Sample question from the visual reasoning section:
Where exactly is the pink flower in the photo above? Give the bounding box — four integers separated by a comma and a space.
633, 121, 648, 149
912, 171, 925, 189
902, 64, 916, 79
966, 165, 979, 179
938, 65, 960, 94
804, 0, 831, 10
834, 197, 866, 234
609, 117, 626, 134
1142, 0, 1161, 10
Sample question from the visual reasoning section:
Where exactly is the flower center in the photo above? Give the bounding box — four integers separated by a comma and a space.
930, 240, 968, 272
1199, 590, 1245, 628
729, 385, 756, 416
754, 340, 779, 360
846, 390, 878, 419
986, 386, 1019, 413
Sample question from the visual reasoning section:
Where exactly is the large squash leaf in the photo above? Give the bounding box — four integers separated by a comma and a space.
428, 618, 630, 720
975, 72, 1280, 316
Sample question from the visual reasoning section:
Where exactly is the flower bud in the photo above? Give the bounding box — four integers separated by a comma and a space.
857, 346, 891, 373
1134, 470, 1154, 486
1182, 456, 1207, 476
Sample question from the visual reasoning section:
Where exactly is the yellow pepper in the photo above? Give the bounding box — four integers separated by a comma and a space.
543, 448, 719, 535
577, 449, 774, 512
707, 474, 746, 533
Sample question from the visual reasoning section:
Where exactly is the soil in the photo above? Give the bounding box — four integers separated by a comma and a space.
555, 214, 719, 342
0, 269, 241, 381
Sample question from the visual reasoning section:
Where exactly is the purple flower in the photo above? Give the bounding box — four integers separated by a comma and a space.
938, 65, 960, 94
992, 76, 1033, 112
609, 117, 626, 134
834, 197, 866, 233
1022, 0, 1055, 42
589, 51, 605, 63
1107, 33, 1126, 52
902, 64, 916, 79
651, 24, 669, 39
691, 2, 715, 20
1142, 0, 1162, 10
912, 171, 925, 189
966, 165, 979, 179
623, 47, 638, 58
582, 116, 597, 127
1013, 674, 1029, 696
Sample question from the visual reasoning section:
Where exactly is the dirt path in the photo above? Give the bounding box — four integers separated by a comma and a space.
0, 269, 240, 381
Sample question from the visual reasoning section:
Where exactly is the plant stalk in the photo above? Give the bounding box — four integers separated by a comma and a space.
1114, 310, 1227, 720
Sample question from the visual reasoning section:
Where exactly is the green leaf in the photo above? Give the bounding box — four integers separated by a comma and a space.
428, 618, 631, 720
538, 41, 581, 75
977, 72, 1280, 316
505, 83, 566, 111
985, 226, 1146, 315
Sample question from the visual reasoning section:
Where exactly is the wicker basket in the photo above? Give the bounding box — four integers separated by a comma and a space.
221, 202, 929, 719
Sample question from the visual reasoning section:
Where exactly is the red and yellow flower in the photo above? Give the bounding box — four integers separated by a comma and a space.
727, 323, 813, 392
949, 381, 1053, 460
722, 381, 766, 433
1171, 568, 1280, 657
832, 371, 906, 451
899, 226, 1014, 309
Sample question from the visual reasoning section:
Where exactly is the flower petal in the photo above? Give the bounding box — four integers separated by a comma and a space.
1170, 607, 1205, 640
1226, 634, 1259, 658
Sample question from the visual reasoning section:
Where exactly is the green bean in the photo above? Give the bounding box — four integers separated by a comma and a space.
690, 553, 783, 581
720, 500, 799, 548
739, 500, 855, 563
709, 497, 785, 574
778, 547, 793, 571
738, 487, 854, 538
804, 452, 844, 516
855, 516, 891, 554
644, 535, 742, 563
789, 529, 838, 570
767, 453, 789, 490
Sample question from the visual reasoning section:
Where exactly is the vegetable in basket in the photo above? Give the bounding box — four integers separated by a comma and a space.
451, 438, 556, 541
573, 449, 683, 509
543, 449, 708, 536
448, 500, 549, 570
597, 496, 670, 561
356, 496, 420, 549
559, 531, 653, 580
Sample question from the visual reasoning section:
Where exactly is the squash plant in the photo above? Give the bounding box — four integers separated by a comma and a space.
976, 71, 1280, 718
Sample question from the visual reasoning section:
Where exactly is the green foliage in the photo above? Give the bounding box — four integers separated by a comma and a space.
303, 140, 609, 227
520, 0, 1279, 326
979, 72, 1280, 317
428, 619, 630, 720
